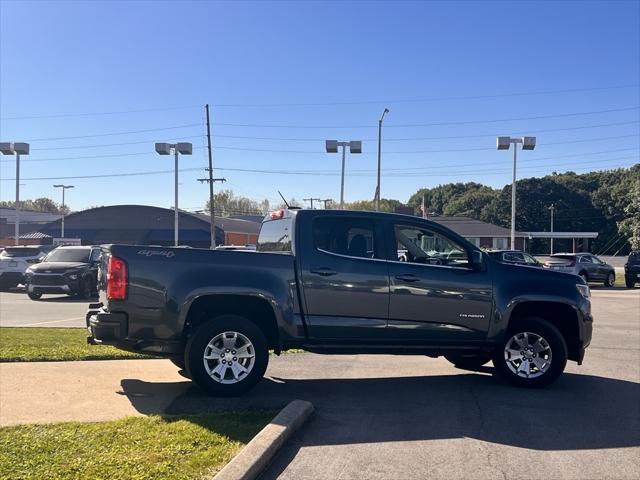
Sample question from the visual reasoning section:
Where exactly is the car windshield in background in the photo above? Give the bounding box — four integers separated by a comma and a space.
44, 249, 90, 263
629, 252, 640, 263
0, 248, 40, 258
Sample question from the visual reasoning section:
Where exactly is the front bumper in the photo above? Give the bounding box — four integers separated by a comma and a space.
26, 274, 81, 294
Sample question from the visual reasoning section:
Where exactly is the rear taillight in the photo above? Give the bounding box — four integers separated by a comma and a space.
107, 255, 127, 300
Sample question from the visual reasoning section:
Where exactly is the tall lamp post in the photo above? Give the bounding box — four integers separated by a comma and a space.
325, 140, 362, 209
496, 136, 536, 249
549, 203, 555, 254
375, 108, 389, 211
53, 185, 74, 238
0, 142, 29, 245
155, 142, 193, 246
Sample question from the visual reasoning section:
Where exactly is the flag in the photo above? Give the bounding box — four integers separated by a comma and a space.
420, 194, 428, 219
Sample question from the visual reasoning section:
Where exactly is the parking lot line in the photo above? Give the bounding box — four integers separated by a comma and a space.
17, 317, 85, 327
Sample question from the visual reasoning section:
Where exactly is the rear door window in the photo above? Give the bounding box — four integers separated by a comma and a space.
503, 252, 525, 263
313, 217, 378, 259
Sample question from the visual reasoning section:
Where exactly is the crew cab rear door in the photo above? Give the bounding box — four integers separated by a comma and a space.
297, 212, 389, 340
384, 219, 493, 342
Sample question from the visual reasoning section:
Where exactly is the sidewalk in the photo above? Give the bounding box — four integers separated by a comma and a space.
0, 359, 190, 426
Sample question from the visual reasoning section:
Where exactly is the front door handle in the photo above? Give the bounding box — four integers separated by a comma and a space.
395, 274, 420, 283
310, 267, 337, 277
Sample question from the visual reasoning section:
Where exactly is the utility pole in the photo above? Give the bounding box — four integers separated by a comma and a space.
375, 108, 389, 211
549, 203, 555, 255
198, 175, 226, 246
321, 198, 332, 209
205, 104, 216, 249
303, 197, 321, 209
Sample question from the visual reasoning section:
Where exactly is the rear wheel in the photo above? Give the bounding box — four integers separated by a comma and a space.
625, 277, 637, 288
493, 317, 567, 388
185, 315, 268, 396
604, 272, 615, 288
28, 292, 42, 300
444, 353, 491, 370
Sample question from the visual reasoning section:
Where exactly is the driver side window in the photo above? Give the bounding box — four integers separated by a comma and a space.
394, 224, 470, 268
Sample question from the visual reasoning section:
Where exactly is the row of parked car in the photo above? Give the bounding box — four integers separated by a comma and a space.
487, 249, 640, 288
0, 245, 101, 299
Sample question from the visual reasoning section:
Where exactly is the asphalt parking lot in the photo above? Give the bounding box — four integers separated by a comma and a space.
0, 290, 92, 327
1, 287, 639, 479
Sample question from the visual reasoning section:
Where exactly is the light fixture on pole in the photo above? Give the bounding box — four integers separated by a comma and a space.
549, 203, 555, 255
53, 184, 74, 238
325, 140, 362, 209
155, 142, 193, 246
497, 136, 536, 249
0, 142, 29, 245
375, 108, 389, 211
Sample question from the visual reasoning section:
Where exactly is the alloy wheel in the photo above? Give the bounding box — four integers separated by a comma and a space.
503, 331, 553, 379
203, 331, 256, 384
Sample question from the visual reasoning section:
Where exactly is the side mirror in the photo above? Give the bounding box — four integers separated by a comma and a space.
471, 250, 484, 271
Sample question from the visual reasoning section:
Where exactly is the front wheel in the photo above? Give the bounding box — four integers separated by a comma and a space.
78, 278, 94, 299
444, 353, 491, 370
28, 292, 42, 300
185, 315, 268, 396
625, 277, 637, 288
604, 272, 615, 288
493, 317, 567, 388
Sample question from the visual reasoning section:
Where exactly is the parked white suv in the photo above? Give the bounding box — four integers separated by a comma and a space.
0, 246, 50, 290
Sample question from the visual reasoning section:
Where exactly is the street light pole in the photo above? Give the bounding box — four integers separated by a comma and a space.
53, 185, 74, 238
375, 108, 389, 211
325, 140, 362, 210
497, 136, 536, 250
155, 142, 192, 247
0, 142, 29, 245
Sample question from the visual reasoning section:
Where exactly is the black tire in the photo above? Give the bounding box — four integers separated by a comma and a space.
444, 353, 492, 370
28, 292, 42, 300
604, 272, 615, 288
78, 278, 94, 299
492, 317, 567, 388
185, 315, 268, 396
169, 355, 186, 370
625, 277, 637, 288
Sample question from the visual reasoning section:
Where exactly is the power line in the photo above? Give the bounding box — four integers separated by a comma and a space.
24, 123, 205, 142
2, 105, 201, 120
30, 135, 206, 151
1, 160, 635, 183
207, 120, 640, 142
202, 84, 640, 107
210, 106, 640, 129
2, 84, 636, 119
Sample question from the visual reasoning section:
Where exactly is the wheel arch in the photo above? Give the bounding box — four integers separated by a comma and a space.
182, 293, 281, 352
506, 301, 581, 362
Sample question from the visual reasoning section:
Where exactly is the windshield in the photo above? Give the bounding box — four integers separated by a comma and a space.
44, 248, 90, 263
0, 248, 41, 258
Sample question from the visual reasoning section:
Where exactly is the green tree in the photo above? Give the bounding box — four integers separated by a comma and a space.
205, 190, 268, 217
0, 197, 69, 214
618, 180, 640, 250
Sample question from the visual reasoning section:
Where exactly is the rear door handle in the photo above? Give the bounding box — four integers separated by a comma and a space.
395, 274, 420, 283
310, 268, 337, 277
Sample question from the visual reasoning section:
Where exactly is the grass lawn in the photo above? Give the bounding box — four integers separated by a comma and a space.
0, 412, 274, 480
0, 327, 150, 362
0, 327, 303, 362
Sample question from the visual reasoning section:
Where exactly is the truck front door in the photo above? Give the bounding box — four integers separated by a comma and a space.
298, 214, 389, 340
385, 220, 493, 342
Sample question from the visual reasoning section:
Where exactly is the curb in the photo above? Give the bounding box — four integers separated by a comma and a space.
212, 399, 314, 480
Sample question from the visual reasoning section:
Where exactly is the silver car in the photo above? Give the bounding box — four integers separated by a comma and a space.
543, 252, 616, 287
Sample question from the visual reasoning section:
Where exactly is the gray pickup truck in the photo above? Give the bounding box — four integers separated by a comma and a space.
87, 209, 593, 395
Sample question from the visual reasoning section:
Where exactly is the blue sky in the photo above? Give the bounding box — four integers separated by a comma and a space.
1, 0, 638, 212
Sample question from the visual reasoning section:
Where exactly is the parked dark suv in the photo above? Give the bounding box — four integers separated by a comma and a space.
24, 246, 101, 300
624, 251, 640, 288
